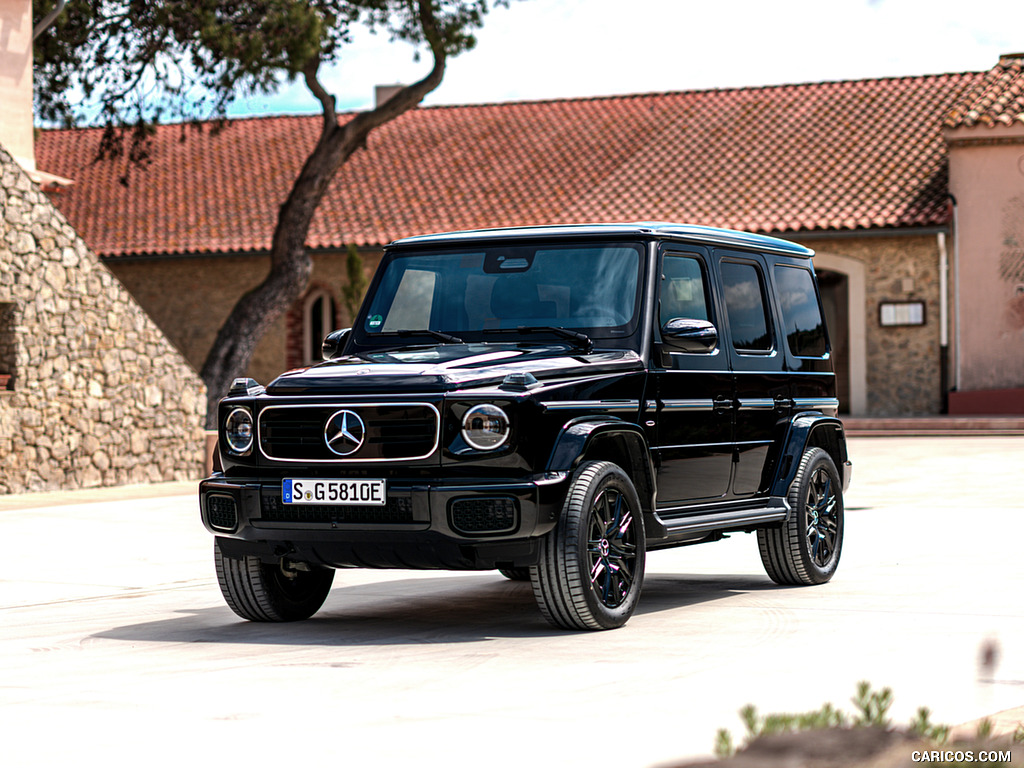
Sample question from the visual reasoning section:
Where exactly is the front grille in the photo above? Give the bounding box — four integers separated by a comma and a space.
260, 493, 415, 525
258, 403, 439, 462
205, 493, 238, 532
450, 497, 518, 535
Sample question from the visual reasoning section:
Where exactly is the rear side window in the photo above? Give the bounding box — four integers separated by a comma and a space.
774, 265, 827, 357
721, 261, 772, 352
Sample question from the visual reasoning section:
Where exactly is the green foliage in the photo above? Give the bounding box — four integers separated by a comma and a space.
717, 682, 946, 756
32, 1, 510, 129
713, 729, 734, 759
737, 701, 849, 744
341, 243, 369, 323
909, 707, 951, 744
851, 680, 893, 728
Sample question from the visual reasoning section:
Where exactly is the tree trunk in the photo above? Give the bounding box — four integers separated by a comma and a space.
199, 2, 447, 429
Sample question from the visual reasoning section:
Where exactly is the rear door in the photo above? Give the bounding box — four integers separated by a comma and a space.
714, 250, 791, 497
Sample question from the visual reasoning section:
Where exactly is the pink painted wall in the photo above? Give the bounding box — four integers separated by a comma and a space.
945, 123, 1024, 394
0, 0, 35, 170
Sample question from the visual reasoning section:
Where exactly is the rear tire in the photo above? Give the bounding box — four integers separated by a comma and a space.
214, 540, 334, 622
758, 447, 844, 585
531, 461, 646, 630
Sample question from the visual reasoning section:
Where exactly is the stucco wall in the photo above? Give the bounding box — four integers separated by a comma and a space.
0, 0, 35, 170
797, 233, 943, 416
0, 146, 206, 493
108, 250, 381, 387
945, 124, 1024, 393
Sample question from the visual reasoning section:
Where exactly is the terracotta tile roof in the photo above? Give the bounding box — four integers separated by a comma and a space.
35, 70, 984, 257
944, 54, 1024, 128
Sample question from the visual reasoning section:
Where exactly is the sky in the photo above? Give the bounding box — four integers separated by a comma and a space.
225, 0, 1024, 118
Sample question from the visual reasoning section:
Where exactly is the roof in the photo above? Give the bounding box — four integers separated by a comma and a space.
944, 54, 1024, 128
35, 70, 989, 258
391, 222, 816, 258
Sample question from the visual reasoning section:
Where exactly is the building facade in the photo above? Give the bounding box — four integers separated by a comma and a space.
33, 55, 1024, 417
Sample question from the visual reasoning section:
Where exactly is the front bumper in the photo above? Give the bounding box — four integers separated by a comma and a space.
199, 472, 569, 570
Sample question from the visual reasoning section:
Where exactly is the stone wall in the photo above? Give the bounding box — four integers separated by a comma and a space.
0, 146, 206, 493
803, 233, 943, 416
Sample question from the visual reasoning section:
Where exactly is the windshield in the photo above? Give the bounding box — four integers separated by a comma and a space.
355, 242, 644, 349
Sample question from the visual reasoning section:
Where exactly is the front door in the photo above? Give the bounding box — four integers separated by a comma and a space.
648, 247, 734, 508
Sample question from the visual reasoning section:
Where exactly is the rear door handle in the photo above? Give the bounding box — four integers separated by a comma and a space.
713, 396, 733, 413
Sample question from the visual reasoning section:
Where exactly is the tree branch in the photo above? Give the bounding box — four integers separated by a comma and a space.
302, 56, 337, 132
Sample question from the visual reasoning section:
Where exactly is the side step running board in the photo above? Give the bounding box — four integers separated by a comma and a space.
655, 500, 790, 537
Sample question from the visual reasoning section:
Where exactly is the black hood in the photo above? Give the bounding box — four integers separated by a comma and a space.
265, 346, 643, 396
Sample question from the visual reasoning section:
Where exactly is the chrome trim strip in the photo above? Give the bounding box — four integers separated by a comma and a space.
257, 401, 441, 463
653, 442, 731, 451
660, 399, 715, 411
737, 398, 776, 410
793, 397, 840, 410
541, 399, 640, 412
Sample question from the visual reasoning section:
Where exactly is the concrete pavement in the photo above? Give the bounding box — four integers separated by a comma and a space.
1, 436, 1023, 767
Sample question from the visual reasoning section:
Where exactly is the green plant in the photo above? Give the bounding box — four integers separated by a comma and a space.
715, 683, 948, 757
851, 680, 893, 728
713, 728, 734, 759
341, 243, 369, 324
909, 706, 950, 744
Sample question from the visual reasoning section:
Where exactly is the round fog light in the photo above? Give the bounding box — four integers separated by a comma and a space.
461, 404, 510, 451
225, 408, 254, 453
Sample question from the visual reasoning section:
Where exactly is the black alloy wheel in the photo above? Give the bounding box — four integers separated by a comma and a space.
758, 447, 844, 585
532, 461, 646, 630
586, 485, 639, 609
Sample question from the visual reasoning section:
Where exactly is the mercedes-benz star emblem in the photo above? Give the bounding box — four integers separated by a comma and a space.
324, 409, 366, 456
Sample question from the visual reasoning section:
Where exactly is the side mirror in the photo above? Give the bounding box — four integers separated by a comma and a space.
321, 328, 351, 360
661, 318, 718, 353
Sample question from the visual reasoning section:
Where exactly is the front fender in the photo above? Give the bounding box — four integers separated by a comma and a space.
544, 417, 658, 528
769, 413, 852, 500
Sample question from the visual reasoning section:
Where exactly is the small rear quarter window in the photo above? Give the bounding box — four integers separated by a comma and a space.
774, 265, 827, 357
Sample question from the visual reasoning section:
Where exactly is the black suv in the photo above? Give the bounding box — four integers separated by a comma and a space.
200, 223, 852, 631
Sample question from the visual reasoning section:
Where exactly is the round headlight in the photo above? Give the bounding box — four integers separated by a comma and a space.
224, 408, 254, 454
461, 404, 510, 451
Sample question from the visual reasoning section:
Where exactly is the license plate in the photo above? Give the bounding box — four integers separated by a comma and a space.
283, 478, 387, 506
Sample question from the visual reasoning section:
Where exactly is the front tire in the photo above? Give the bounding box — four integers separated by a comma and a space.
532, 461, 646, 630
215, 540, 334, 622
498, 567, 531, 581
758, 447, 844, 585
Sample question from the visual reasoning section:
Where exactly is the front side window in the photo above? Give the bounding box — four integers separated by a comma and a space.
358, 242, 644, 346
660, 254, 710, 326
774, 265, 827, 357
721, 261, 772, 352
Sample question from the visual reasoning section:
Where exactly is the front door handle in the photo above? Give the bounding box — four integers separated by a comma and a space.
713, 396, 733, 413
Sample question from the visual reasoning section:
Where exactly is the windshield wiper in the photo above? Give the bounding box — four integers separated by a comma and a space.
379, 329, 465, 344
483, 326, 593, 354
